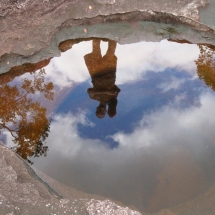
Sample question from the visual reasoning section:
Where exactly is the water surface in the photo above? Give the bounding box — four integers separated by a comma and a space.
1, 39, 215, 214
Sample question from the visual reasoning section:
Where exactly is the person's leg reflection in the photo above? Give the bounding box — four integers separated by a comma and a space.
105, 40, 117, 56
84, 39, 102, 77
92, 39, 102, 57
108, 98, 117, 118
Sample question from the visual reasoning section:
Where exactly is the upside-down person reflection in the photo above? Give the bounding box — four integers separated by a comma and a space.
84, 39, 120, 118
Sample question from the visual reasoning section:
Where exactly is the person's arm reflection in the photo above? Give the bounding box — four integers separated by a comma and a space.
84, 39, 120, 118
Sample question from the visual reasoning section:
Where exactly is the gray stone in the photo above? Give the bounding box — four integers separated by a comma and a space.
94, 0, 116, 5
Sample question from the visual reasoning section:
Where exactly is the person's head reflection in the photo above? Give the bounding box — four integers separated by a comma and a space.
96, 102, 107, 118
84, 39, 120, 118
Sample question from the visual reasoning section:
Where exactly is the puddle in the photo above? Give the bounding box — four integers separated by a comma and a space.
1, 38, 215, 214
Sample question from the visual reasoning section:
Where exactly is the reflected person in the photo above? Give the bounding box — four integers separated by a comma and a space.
84, 39, 120, 118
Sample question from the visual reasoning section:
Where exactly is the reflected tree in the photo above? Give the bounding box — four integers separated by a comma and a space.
0, 69, 54, 164
195, 45, 215, 91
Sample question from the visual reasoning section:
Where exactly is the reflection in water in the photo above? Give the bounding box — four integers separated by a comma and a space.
3, 39, 215, 213
196, 45, 215, 91
0, 69, 54, 164
0, 58, 51, 86
84, 39, 120, 118
146, 147, 208, 212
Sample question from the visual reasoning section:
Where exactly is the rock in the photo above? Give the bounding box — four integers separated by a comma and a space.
94, 0, 116, 5
0, 58, 51, 85
0, 0, 214, 75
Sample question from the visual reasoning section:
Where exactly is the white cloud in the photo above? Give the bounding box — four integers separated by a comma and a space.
173, 93, 187, 104
44, 41, 92, 88
2, 130, 13, 148
112, 92, 215, 150
115, 40, 199, 85
32, 91, 215, 168
158, 77, 186, 92
44, 111, 103, 158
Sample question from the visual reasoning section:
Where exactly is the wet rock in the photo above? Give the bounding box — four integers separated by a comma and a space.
0, 0, 214, 75
0, 58, 51, 85
86, 199, 141, 215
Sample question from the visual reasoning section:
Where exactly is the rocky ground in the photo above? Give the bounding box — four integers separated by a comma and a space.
0, 0, 214, 74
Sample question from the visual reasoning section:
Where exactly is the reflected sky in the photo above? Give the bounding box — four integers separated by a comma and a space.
1, 39, 215, 213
